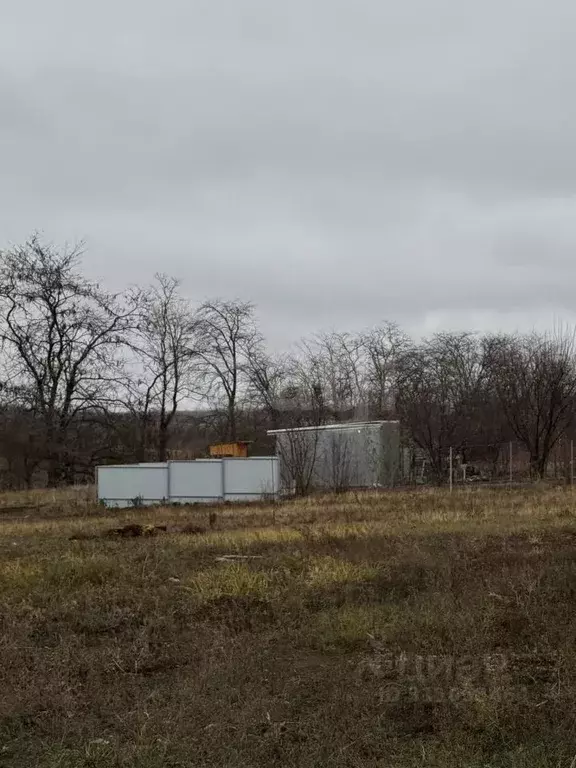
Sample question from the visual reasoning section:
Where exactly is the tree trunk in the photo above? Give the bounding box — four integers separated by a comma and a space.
267, 406, 281, 431
45, 425, 74, 487
47, 459, 64, 487
136, 414, 151, 463
158, 424, 169, 462
228, 402, 237, 442
61, 455, 76, 485
530, 453, 547, 480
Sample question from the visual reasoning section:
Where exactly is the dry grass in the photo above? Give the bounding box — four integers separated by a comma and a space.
1, 487, 576, 766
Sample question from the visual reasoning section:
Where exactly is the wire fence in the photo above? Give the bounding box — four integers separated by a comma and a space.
401, 439, 576, 490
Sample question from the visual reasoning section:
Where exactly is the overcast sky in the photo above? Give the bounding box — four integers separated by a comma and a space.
2, 0, 576, 347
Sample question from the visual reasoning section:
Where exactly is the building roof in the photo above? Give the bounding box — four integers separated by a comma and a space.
267, 420, 399, 435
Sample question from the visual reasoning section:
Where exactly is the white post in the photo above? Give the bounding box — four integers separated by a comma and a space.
449, 447, 453, 493
509, 441, 513, 486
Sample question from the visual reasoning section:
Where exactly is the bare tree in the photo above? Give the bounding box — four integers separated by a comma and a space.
255, 351, 331, 495
276, 351, 331, 428
195, 299, 262, 441
362, 322, 410, 419
275, 425, 320, 496
291, 324, 409, 422
295, 332, 365, 419
0, 236, 141, 485
127, 274, 197, 461
246, 348, 288, 430
485, 330, 576, 479
396, 333, 489, 483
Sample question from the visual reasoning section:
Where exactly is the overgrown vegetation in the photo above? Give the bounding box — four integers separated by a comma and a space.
1, 487, 576, 766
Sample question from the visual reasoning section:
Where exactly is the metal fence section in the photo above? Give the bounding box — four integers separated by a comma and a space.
96, 463, 169, 507
401, 439, 576, 490
169, 460, 222, 503
97, 457, 280, 508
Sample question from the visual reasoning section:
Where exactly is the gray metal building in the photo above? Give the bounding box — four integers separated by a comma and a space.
268, 421, 400, 494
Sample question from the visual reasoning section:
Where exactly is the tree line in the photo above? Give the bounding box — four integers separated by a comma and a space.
0, 236, 574, 488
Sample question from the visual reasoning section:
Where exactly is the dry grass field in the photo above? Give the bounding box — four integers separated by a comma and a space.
1, 486, 576, 767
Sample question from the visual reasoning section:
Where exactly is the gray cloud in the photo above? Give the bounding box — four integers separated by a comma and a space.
2, 0, 576, 348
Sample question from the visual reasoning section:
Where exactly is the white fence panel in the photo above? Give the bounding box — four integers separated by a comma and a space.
97, 464, 168, 508
223, 457, 279, 501
169, 460, 223, 502
97, 457, 280, 507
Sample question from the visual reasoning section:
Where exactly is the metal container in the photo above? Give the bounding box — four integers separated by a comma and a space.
268, 421, 400, 493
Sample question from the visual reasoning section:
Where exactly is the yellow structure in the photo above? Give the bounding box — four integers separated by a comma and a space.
209, 442, 249, 458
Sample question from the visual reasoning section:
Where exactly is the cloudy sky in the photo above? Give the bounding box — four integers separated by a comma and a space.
2, 0, 576, 347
